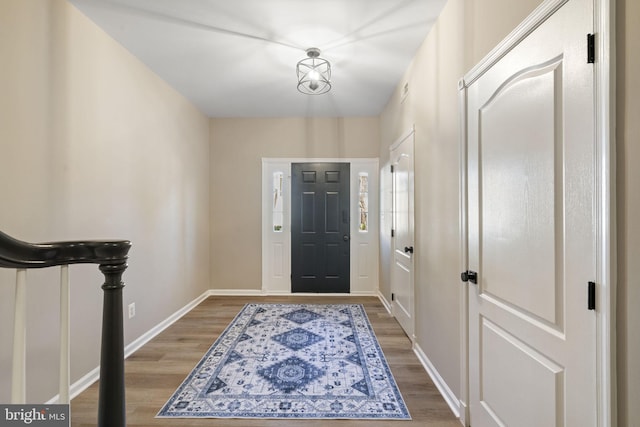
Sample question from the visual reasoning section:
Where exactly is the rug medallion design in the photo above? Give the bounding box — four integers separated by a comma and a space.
157, 303, 411, 419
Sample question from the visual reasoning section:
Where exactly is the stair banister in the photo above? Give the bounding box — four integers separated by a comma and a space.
0, 230, 131, 427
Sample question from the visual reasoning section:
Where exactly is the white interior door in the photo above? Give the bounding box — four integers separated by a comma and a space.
465, 0, 596, 425
391, 131, 415, 339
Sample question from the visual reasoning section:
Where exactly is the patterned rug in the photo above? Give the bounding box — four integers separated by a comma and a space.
157, 303, 411, 420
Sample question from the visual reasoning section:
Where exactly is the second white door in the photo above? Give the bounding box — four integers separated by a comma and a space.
391, 130, 415, 339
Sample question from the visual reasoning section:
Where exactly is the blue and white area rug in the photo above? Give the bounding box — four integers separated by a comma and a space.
157, 303, 411, 420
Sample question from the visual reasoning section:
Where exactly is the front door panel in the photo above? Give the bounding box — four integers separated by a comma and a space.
291, 163, 350, 293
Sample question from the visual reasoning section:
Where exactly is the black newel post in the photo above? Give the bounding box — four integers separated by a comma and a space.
0, 231, 131, 426
97, 262, 128, 427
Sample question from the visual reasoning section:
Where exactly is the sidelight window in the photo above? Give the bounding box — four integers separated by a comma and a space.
358, 173, 369, 232
273, 172, 284, 232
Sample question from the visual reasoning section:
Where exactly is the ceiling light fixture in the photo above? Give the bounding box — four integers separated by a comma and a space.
296, 48, 331, 95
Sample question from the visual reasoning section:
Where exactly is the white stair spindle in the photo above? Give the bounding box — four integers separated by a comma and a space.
59, 265, 70, 404
11, 268, 27, 404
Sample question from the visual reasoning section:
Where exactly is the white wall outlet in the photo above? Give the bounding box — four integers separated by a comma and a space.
128, 302, 136, 319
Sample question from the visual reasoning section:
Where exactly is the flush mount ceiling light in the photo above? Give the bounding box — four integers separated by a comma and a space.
296, 48, 331, 95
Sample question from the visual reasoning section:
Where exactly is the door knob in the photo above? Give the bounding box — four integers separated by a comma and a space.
404, 246, 414, 254
343, 235, 350, 241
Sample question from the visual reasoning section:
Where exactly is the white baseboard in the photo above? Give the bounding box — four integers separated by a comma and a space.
210, 289, 379, 297
260, 289, 290, 295
378, 291, 392, 314
263, 291, 378, 297
349, 290, 379, 296
46, 365, 101, 404
413, 342, 461, 418
209, 288, 265, 296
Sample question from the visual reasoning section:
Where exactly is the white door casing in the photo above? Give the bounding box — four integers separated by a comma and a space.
262, 158, 379, 295
460, 0, 614, 424
390, 130, 415, 340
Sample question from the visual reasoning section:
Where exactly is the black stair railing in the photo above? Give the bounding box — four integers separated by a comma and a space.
0, 230, 131, 427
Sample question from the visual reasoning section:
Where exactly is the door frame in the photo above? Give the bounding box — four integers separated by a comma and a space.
262, 158, 379, 295
458, 0, 615, 425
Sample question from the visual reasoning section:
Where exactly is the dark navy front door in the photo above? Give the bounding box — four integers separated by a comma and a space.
291, 162, 350, 293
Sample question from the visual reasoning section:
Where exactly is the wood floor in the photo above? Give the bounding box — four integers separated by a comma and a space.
71, 296, 460, 426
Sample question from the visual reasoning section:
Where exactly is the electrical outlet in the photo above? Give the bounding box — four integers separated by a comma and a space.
128, 302, 136, 319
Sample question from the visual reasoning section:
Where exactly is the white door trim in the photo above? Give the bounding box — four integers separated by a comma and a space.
593, 0, 616, 425
458, 0, 615, 425
262, 158, 380, 295
458, 78, 470, 427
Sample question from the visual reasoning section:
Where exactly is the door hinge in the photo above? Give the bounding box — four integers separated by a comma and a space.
391, 293, 395, 301
587, 33, 595, 63
461, 270, 478, 284
391, 229, 395, 237
390, 165, 394, 173
588, 281, 596, 310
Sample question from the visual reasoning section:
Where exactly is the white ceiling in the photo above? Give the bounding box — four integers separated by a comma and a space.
69, 0, 447, 118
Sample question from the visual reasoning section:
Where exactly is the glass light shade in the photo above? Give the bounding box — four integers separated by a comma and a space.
296, 48, 331, 95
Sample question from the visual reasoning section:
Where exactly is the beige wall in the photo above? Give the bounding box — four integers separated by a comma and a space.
380, 0, 466, 400
463, 0, 540, 67
209, 117, 380, 291
0, 0, 210, 402
616, 0, 639, 424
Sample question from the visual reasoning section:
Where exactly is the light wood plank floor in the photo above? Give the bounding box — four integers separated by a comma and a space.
71, 296, 460, 426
